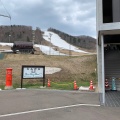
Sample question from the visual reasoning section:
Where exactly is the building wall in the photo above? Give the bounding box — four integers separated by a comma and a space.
97, 0, 120, 31
97, 0, 120, 105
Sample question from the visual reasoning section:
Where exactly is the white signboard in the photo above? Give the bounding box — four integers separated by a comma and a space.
22, 66, 45, 79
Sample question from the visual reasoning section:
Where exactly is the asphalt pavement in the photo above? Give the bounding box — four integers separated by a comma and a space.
0, 89, 119, 120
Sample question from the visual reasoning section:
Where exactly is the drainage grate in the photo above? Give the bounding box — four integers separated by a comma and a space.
105, 91, 120, 107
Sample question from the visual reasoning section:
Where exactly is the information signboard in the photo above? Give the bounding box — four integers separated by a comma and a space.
21, 65, 45, 88
22, 66, 44, 79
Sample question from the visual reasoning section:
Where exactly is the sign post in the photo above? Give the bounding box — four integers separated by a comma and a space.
21, 65, 45, 88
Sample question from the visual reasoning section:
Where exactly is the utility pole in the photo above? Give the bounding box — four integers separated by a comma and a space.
32, 30, 35, 45
9, 34, 11, 43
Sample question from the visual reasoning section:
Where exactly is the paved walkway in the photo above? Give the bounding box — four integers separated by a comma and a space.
105, 91, 120, 107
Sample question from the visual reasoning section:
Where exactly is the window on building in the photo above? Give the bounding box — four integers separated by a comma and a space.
103, 0, 120, 23
103, 0, 113, 23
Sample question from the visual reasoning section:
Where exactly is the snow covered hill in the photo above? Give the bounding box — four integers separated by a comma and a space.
42, 31, 88, 53
34, 44, 66, 56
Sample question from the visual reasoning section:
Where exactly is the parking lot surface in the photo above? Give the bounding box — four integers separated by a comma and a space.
0, 89, 120, 120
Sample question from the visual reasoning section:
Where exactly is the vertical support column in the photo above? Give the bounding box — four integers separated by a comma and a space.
101, 35, 105, 105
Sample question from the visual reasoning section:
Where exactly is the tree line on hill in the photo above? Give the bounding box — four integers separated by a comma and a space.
0, 25, 43, 44
48, 28, 96, 50
0, 25, 96, 50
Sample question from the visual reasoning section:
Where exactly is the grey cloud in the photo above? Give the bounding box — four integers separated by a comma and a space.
0, 0, 96, 37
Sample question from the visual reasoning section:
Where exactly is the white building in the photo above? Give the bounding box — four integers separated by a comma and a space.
97, 0, 120, 105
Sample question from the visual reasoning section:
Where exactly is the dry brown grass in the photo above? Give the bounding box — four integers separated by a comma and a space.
0, 44, 97, 86
0, 53, 97, 86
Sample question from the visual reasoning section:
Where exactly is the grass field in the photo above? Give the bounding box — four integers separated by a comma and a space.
0, 53, 97, 90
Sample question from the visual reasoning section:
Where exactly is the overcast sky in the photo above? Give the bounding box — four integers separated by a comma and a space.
0, 0, 96, 38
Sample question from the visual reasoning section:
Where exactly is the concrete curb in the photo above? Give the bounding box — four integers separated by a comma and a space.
16, 88, 26, 90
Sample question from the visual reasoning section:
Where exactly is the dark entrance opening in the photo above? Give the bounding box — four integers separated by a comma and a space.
104, 34, 120, 107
